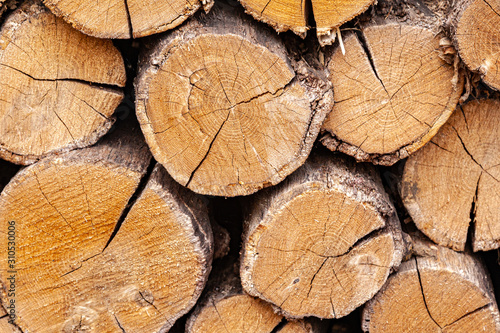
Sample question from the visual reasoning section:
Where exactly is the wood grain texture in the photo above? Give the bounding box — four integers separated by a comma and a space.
0, 0, 125, 165
238, 0, 375, 45
240, 153, 407, 319
42, 0, 213, 39
0, 123, 213, 332
363, 235, 500, 332
135, 1, 332, 197
321, 23, 463, 165
449, 0, 500, 91
402, 99, 500, 252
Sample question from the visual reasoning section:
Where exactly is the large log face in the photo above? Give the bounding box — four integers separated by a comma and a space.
363, 237, 500, 332
0, 1, 126, 165
241, 154, 405, 319
321, 23, 463, 165
0, 133, 213, 332
402, 99, 500, 252
136, 4, 332, 197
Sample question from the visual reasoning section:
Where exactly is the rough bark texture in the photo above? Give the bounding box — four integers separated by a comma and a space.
135, 0, 333, 197
0, 0, 125, 165
238, 0, 375, 45
42, 0, 214, 39
448, 0, 500, 91
321, 0, 463, 166
401, 98, 500, 252
0, 121, 213, 332
362, 234, 500, 332
240, 152, 407, 319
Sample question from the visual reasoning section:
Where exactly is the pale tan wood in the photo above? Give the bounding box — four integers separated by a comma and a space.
240, 153, 407, 319
135, 1, 333, 197
186, 264, 283, 333
362, 235, 500, 332
0, 0, 126, 165
42, 0, 213, 39
238, 0, 374, 45
449, 0, 500, 91
402, 99, 500, 251
321, 22, 463, 165
0, 122, 214, 332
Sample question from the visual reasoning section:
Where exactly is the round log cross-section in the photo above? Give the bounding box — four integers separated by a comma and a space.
363, 236, 500, 332
450, 0, 500, 91
402, 99, 500, 252
0, 125, 213, 332
240, 153, 406, 319
135, 3, 332, 197
42, 0, 212, 39
321, 23, 463, 165
0, 0, 126, 165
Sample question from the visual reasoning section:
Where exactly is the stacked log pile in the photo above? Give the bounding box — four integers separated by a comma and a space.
0, 0, 499, 332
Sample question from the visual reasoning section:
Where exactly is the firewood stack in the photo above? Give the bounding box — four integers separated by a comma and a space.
0, 0, 499, 332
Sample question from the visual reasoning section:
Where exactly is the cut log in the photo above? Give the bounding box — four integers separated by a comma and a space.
238, 0, 375, 45
0, 306, 22, 333
135, 1, 333, 197
449, 0, 500, 91
186, 263, 283, 333
42, 0, 213, 39
321, 21, 463, 165
401, 99, 500, 252
0, 122, 213, 332
240, 152, 407, 319
279, 318, 329, 333
0, 0, 125, 165
362, 235, 500, 332
186, 261, 329, 333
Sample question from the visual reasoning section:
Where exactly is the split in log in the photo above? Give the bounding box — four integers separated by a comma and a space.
362, 235, 500, 332
240, 152, 407, 319
0, 306, 22, 333
0, 0, 125, 165
238, 0, 375, 45
321, 21, 463, 165
42, 0, 213, 39
449, 0, 500, 91
135, 1, 333, 197
0, 122, 213, 332
401, 99, 500, 252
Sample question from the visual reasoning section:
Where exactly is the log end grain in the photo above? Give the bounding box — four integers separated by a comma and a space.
0, 0, 126, 165
321, 23, 463, 165
402, 99, 500, 252
241, 154, 406, 319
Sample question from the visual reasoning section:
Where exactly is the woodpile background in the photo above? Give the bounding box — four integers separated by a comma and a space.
0, 0, 499, 332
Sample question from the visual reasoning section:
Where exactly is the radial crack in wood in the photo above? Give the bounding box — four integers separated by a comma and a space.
0, 0, 126, 165
135, 2, 332, 197
238, 0, 375, 45
402, 99, 500, 252
362, 235, 500, 332
240, 153, 406, 319
42, 0, 212, 39
450, 0, 500, 91
0, 124, 214, 332
321, 23, 463, 165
